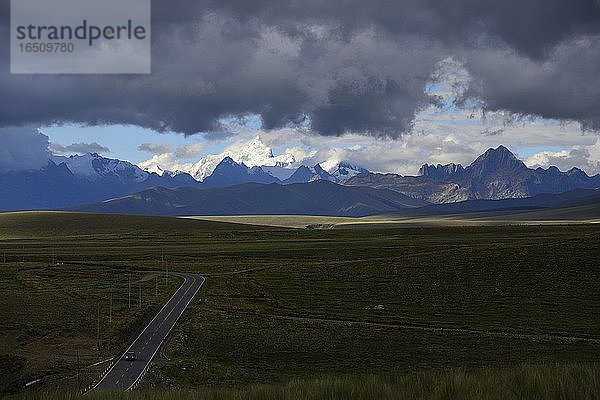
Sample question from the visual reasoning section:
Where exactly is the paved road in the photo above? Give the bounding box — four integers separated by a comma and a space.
88, 272, 205, 392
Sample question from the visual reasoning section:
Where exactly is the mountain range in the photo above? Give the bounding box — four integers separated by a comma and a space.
72, 180, 427, 217
0, 145, 598, 216
73, 184, 600, 218
0, 155, 198, 211
142, 136, 299, 181
140, 136, 367, 184
381, 187, 600, 217
0, 152, 356, 211
347, 146, 600, 203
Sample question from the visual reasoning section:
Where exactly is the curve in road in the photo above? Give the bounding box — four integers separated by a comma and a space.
88, 272, 205, 393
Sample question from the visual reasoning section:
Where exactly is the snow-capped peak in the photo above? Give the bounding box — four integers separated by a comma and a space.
321, 160, 369, 183
187, 136, 299, 181
52, 153, 148, 183
144, 164, 164, 176
233, 137, 275, 165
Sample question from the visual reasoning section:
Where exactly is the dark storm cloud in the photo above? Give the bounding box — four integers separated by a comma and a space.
0, 128, 50, 172
1, 0, 599, 137
200, 0, 600, 58
460, 37, 600, 131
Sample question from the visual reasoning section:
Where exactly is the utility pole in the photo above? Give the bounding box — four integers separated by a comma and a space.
109, 292, 113, 324
96, 303, 100, 350
155, 276, 158, 296
128, 276, 131, 310
138, 281, 141, 307
165, 256, 168, 286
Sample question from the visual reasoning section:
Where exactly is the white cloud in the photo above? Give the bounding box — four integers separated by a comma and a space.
524, 139, 600, 175
138, 143, 173, 155
138, 142, 206, 175
50, 141, 110, 155
138, 123, 600, 179
175, 143, 206, 159
138, 153, 194, 175
247, 110, 599, 176
0, 128, 51, 172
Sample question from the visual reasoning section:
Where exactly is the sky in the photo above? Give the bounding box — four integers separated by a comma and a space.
1, 1, 600, 175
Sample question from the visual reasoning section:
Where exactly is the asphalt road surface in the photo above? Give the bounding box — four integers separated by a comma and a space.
88, 272, 205, 392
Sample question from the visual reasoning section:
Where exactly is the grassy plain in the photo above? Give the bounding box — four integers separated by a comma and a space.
13, 363, 600, 400
0, 212, 598, 398
190, 200, 600, 228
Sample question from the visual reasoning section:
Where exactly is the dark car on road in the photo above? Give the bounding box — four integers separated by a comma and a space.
125, 350, 136, 361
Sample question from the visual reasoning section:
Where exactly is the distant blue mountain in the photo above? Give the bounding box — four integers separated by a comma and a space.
0, 154, 200, 211
349, 146, 600, 203
202, 157, 280, 187
0, 154, 354, 211
283, 164, 336, 184
1, 146, 599, 215
72, 180, 428, 217
386, 187, 600, 217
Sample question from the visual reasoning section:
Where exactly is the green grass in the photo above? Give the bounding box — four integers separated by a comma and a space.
0, 212, 266, 239
0, 212, 599, 397
187, 215, 357, 229
185, 200, 600, 229
11, 363, 600, 400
